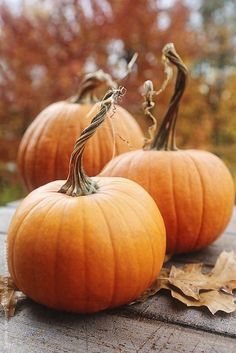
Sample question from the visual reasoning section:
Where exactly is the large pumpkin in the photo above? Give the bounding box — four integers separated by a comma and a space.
8, 88, 166, 313
101, 44, 235, 254
18, 70, 143, 191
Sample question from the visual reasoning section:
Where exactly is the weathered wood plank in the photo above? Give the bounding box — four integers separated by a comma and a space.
0, 302, 236, 353
125, 292, 236, 337
0, 204, 236, 353
0, 207, 16, 234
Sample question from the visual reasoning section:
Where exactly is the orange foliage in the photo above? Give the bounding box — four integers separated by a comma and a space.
0, 0, 235, 201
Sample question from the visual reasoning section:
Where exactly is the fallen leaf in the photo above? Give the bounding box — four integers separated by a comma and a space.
134, 251, 236, 314
171, 290, 236, 315
169, 251, 236, 299
169, 264, 204, 300
210, 251, 236, 294
0, 276, 24, 318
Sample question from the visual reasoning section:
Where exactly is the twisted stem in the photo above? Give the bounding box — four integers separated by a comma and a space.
150, 43, 188, 151
59, 87, 126, 196
70, 70, 118, 104
70, 53, 138, 105
142, 80, 158, 149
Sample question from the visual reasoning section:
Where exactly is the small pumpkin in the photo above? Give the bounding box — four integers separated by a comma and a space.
8, 88, 166, 313
101, 44, 235, 254
18, 70, 143, 191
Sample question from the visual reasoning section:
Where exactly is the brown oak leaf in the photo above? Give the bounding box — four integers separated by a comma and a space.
171, 290, 236, 315
134, 251, 236, 314
169, 251, 236, 299
0, 276, 25, 318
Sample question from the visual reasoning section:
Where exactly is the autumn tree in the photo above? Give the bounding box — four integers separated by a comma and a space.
0, 0, 235, 203
0, 0, 198, 203
196, 0, 236, 146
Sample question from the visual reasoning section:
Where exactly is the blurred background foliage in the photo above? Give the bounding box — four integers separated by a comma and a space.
0, 0, 236, 205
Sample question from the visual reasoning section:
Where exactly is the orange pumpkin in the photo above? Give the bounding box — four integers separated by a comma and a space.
101, 44, 235, 254
8, 88, 166, 313
18, 70, 143, 191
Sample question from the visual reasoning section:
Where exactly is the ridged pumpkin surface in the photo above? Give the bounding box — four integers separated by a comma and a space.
8, 177, 166, 313
101, 149, 234, 254
101, 44, 235, 254
18, 101, 143, 191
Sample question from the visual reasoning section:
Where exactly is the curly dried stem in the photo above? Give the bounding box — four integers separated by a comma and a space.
142, 80, 158, 149
150, 43, 188, 151
155, 51, 174, 97
142, 51, 173, 149
70, 53, 137, 105
121, 52, 138, 81
70, 70, 118, 104
59, 87, 126, 197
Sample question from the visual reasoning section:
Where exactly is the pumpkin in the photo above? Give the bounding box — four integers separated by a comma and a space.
101, 44, 235, 254
8, 88, 166, 313
18, 70, 143, 191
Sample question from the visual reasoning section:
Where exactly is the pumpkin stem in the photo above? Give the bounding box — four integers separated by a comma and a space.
70, 70, 118, 104
121, 52, 138, 81
142, 80, 158, 149
150, 43, 188, 151
59, 87, 126, 196
70, 53, 138, 104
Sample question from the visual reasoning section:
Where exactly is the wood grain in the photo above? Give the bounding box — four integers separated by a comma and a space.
0, 204, 235, 353
1, 302, 236, 353
124, 292, 236, 337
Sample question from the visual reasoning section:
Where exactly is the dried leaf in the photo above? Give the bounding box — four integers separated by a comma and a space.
169, 251, 236, 299
169, 264, 204, 299
171, 290, 236, 315
0, 276, 24, 318
210, 251, 236, 294
135, 251, 236, 314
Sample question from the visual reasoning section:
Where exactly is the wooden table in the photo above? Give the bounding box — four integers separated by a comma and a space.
0, 201, 236, 353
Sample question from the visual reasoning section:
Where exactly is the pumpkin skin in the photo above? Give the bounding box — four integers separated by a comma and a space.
7, 177, 166, 313
9, 88, 166, 313
101, 149, 234, 254
18, 101, 143, 191
101, 45, 235, 254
